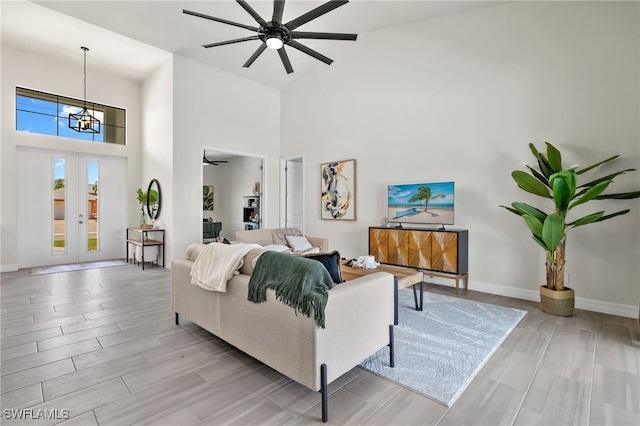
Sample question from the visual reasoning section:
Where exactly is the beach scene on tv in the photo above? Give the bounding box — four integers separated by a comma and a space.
388, 182, 455, 225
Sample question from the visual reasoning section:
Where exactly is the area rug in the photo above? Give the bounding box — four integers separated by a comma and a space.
30, 259, 128, 275
360, 289, 526, 406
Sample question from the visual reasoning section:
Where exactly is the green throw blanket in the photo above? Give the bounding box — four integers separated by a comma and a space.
248, 251, 336, 328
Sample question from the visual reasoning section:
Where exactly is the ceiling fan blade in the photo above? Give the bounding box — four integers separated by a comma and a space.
243, 44, 268, 68
287, 40, 333, 65
203, 36, 259, 48
278, 47, 294, 74
272, 0, 285, 25
291, 31, 357, 41
236, 0, 266, 26
183, 9, 258, 32
285, 0, 349, 31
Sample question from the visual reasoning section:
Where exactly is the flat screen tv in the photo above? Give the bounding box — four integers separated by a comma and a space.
388, 181, 455, 226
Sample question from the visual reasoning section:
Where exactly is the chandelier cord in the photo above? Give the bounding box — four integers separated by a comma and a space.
82, 46, 88, 109
69, 46, 100, 134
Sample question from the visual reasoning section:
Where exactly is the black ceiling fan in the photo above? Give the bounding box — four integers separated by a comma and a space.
203, 154, 229, 166
183, 0, 357, 74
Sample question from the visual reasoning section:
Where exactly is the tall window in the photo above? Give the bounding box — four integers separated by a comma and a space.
87, 161, 99, 251
16, 87, 126, 145
53, 157, 66, 254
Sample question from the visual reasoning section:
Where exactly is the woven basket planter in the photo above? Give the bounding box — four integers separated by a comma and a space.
540, 286, 575, 317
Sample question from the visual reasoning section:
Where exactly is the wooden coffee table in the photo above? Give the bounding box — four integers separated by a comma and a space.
340, 260, 424, 325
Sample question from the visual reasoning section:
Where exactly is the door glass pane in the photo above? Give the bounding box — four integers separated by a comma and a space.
53, 158, 66, 254
87, 161, 99, 251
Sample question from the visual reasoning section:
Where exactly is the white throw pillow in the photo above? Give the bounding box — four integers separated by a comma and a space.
263, 244, 291, 253
285, 235, 313, 252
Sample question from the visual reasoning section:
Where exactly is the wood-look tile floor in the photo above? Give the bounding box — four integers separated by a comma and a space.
1, 265, 639, 425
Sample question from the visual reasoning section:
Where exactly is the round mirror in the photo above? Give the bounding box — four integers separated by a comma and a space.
146, 179, 161, 220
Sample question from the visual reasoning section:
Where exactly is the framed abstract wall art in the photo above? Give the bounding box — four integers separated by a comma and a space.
321, 159, 356, 220
203, 185, 214, 210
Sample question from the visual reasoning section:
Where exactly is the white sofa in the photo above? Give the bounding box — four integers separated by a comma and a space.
171, 243, 395, 422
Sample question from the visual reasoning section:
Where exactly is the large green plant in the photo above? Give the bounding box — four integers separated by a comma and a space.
502, 142, 640, 291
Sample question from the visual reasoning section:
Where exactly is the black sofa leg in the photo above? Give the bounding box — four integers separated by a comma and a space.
175, 312, 179, 325
389, 325, 395, 368
320, 363, 328, 422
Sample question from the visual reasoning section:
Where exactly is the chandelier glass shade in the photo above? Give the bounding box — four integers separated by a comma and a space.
68, 47, 100, 134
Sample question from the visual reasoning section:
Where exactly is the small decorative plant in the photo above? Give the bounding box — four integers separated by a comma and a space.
502, 142, 640, 299
136, 188, 148, 225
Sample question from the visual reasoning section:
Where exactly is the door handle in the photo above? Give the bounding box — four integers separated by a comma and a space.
79, 221, 84, 224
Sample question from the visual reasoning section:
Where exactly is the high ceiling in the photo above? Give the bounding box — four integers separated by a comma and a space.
2, 1, 503, 89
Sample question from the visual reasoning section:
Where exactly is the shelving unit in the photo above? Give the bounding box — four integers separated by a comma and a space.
243, 195, 261, 230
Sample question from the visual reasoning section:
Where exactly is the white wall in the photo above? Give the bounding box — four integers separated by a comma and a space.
171, 55, 280, 259
203, 163, 224, 224
281, 1, 640, 316
1, 46, 143, 270
141, 56, 174, 264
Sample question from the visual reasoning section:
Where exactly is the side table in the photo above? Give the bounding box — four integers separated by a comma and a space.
340, 260, 424, 325
126, 227, 165, 270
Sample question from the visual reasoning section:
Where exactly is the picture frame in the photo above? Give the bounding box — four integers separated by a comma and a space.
321, 159, 356, 220
203, 185, 214, 210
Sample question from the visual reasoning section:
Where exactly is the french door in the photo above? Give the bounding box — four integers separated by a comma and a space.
17, 147, 126, 268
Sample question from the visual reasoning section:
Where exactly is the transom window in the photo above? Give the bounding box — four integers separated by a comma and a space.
16, 87, 126, 145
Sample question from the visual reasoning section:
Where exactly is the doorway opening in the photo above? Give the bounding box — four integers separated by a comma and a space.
201, 148, 265, 242
280, 155, 304, 232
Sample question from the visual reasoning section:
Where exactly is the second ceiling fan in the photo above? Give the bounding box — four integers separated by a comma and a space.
183, 0, 357, 74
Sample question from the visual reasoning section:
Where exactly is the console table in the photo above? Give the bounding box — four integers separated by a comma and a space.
126, 227, 165, 270
369, 227, 469, 293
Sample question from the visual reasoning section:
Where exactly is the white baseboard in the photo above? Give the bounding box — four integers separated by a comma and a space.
425, 276, 639, 319
0, 264, 19, 273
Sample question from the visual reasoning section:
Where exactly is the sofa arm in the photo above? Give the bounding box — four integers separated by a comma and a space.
315, 271, 395, 388
307, 236, 329, 252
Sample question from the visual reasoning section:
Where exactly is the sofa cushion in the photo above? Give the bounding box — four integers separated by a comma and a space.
285, 235, 313, 252
186, 243, 207, 262
238, 248, 265, 276
235, 229, 275, 246
303, 250, 343, 284
271, 227, 303, 246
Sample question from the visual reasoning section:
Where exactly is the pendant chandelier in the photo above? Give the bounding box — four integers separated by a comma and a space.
68, 46, 100, 133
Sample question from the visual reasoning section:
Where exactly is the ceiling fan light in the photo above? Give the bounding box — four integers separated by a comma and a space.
265, 36, 284, 50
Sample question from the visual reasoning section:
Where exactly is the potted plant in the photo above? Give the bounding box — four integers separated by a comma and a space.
136, 188, 148, 226
502, 142, 640, 316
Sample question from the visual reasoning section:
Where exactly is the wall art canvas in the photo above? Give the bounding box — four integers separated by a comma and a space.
203, 186, 214, 210
321, 159, 356, 220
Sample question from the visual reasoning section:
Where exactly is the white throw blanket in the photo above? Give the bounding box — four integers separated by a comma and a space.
190, 243, 262, 292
